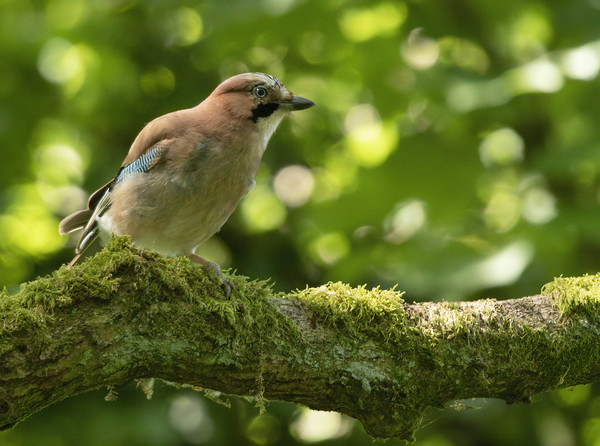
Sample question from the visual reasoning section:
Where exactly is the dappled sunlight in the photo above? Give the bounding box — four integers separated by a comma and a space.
4, 0, 595, 297
3, 0, 600, 441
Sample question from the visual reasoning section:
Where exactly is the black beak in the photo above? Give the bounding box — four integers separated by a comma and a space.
282, 95, 315, 111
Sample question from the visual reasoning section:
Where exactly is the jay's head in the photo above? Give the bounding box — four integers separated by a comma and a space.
209, 73, 314, 136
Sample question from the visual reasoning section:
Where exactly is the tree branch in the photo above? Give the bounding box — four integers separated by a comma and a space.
1, 236, 600, 441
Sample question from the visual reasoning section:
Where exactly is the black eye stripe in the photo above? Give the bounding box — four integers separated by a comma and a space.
250, 103, 279, 122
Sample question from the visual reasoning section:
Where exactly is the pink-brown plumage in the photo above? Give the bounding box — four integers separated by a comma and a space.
60, 73, 314, 294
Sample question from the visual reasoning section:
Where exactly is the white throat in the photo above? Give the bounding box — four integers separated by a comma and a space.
254, 109, 289, 154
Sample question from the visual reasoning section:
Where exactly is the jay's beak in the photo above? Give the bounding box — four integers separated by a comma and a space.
280, 95, 315, 111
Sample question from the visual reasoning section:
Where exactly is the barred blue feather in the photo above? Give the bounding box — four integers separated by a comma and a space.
116, 146, 165, 184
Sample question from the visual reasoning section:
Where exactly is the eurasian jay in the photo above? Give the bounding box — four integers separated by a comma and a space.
59, 72, 315, 296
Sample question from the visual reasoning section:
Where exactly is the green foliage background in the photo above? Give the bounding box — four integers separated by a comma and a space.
2, 0, 600, 444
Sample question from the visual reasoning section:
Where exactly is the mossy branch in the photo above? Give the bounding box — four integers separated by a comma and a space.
2, 236, 600, 442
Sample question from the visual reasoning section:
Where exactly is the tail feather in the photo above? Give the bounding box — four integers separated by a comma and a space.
59, 210, 92, 235
76, 227, 99, 254
61, 180, 114, 267
66, 226, 100, 269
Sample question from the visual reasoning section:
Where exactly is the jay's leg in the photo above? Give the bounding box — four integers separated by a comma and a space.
188, 253, 234, 298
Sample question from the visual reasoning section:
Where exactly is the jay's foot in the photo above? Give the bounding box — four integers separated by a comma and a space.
187, 253, 234, 298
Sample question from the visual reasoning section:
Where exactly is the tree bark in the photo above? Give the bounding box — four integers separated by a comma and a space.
1, 236, 599, 441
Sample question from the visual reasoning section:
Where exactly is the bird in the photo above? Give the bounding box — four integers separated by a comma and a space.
59, 72, 315, 296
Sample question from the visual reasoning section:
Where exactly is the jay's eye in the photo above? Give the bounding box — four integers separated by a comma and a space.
253, 86, 268, 98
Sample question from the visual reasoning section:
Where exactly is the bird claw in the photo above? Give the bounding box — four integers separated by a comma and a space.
220, 279, 235, 299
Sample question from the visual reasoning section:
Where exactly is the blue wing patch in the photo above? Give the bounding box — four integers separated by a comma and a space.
116, 145, 165, 184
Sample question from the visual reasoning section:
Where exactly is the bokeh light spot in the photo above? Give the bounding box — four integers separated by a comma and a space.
273, 165, 314, 207
309, 232, 350, 266
194, 236, 232, 268
507, 59, 564, 94
38, 38, 83, 85
479, 127, 525, 167
384, 200, 427, 244
299, 31, 326, 64
582, 417, 600, 446
454, 241, 534, 290
438, 36, 490, 74
0, 185, 65, 257
261, 0, 297, 16
401, 29, 439, 70
45, 0, 88, 29
554, 385, 592, 407
246, 414, 282, 445
33, 144, 84, 186
168, 394, 214, 444
240, 183, 287, 232
522, 187, 557, 224
164, 7, 203, 46
500, 6, 553, 61
446, 78, 511, 113
290, 409, 353, 443
344, 104, 399, 167
483, 191, 521, 233
140, 66, 176, 98
562, 46, 600, 80
338, 2, 407, 42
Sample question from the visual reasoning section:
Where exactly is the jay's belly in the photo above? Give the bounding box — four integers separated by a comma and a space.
98, 170, 255, 256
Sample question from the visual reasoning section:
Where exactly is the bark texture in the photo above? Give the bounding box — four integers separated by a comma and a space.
1, 236, 600, 441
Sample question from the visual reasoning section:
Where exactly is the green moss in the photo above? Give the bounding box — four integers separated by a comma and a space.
542, 274, 600, 317
291, 282, 408, 345
10, 235, 600, 441
1, 235, 304, 376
